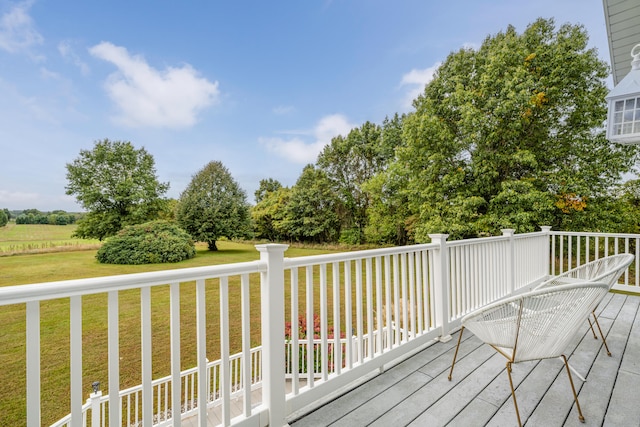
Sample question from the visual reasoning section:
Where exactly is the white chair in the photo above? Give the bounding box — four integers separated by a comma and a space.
536, 253, 634, 356
454, 282, 609, 426
448, 254, 634, 381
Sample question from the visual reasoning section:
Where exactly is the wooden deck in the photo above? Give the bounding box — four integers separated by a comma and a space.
289, 293, 640, 427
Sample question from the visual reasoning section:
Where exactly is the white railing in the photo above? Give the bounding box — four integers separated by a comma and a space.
2, 228, 639, 427
3, 257, 270, 427
549, 230, 640, 293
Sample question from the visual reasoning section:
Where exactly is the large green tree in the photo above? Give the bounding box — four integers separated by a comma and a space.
397, 18, 639, 241
254, 178, 283, 204
176, 161, 251, 251
317, 118, 401, 244
65, 139, 169, 240
251, 179, 291, 241
280, 165, 340, 243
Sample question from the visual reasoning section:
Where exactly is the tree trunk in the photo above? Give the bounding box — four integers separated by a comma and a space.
208, 241, 218, 251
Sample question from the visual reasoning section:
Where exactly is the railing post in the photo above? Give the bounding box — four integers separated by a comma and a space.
540, 226, 552, 277
429, 234, 452, 342
256, 244, 289, 427
502, 229, 516, 295
89, 382, 102, 427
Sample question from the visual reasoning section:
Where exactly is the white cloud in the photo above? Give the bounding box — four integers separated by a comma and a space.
273, 105, 295, 115
260, 114, 354, 164
58, 41, 89, 75
89, 41, 220, 129
399, 62, 440, 109
39, 67, 59, 80
0, 1, 43, 54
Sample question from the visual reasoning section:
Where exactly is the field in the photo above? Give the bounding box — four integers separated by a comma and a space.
0, 223, 101, 256
0, 224, 338, 425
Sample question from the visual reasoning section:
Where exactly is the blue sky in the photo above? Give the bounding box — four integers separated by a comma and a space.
0, 0, 613, 211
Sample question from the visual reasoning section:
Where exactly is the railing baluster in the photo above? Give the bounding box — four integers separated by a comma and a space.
220, 277, 231, 426
344, 261, 353, 369
332, 261, 342, 374
170, 282, 181, 426
393, 254, 400, 345
70, 295, 82, 427
400, 253, 408, 343
384, 256, 392, 348
355, 259, 363, 362
365, 258, 374, 359
140, 287, 152, 427
375, 256, 383, 352
422, 251, 431, 330
636, 238, 639, 287
290, 268, 299, 393
26, 301, 40, 427
415, 252, 423, 335
408, 253, 416, 338
241, 273, 251, 415
108, 290, 120, 427
195, 279, 207, 427
320, 263, 328, 380
305, 265, 314, 386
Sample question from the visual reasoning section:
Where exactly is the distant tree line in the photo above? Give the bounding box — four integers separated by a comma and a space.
14, 209, 77, 225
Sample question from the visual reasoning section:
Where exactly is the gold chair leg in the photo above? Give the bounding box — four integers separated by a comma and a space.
506, 361, 522, 427
448, 326, 464, 381
561, 355, 585, 423
591, 312, 612, 356
587, 317, 598, 339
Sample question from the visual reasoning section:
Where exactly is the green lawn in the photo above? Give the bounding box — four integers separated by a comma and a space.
0, 239, 338, 425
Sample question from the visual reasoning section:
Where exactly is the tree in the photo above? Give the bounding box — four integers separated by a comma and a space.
176, 161, 252, 251
254, 178, 283, 204
318, 120, 399, 244
363, 162, 414, 245
2, 208, 10, 221
251, 181, 291, 241
65, 139, 169, 240
361, 114, 411, 245
396, 18, 639, 241
0, 210, 7, 227
280, 165, 341, 243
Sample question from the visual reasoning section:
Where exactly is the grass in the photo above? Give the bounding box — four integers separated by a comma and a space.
0, 235, 342, 425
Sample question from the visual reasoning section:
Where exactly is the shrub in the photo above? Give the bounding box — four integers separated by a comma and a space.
96, 221, 196, 264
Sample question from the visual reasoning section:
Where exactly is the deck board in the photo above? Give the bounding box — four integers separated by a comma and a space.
290, 293, 640, 427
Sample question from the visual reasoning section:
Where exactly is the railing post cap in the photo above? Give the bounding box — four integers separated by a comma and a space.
255, 243, 289, 254
428, 233, 449, 241
501, 229, 516, 236
540, 226, 552, 232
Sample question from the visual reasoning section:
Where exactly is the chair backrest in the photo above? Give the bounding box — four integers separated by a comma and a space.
538, 253, 634, 290
462, 282, 609, 363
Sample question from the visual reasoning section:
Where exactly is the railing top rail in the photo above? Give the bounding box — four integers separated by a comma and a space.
0, 260, 266, 306
445, 234, 510, 248
283, 243, 435, 268
513, 231, 551, 239
550, 230, 640, 239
